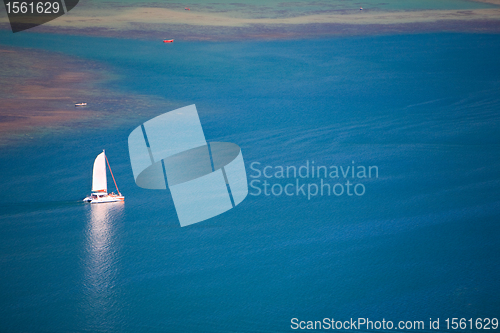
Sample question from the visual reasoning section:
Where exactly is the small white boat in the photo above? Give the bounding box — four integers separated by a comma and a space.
83, 150, 124, 204
75, 102, 87, 107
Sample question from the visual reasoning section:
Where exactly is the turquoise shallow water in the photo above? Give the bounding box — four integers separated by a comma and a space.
80, 0, 498, 17
0, 32, 499, 332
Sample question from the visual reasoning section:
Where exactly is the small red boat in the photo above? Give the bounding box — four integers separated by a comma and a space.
185, 7, 190, 10
163, 39, 174, 43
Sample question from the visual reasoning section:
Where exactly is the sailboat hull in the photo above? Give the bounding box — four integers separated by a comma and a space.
83, 193, 124, 204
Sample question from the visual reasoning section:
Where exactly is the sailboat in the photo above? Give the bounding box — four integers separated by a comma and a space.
83, 150, 124, 203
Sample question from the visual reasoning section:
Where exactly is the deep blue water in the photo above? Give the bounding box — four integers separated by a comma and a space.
0, 32, 499, 332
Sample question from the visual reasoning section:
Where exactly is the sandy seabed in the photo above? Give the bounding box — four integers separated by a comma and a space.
0, 47, 172, 146
1, 4, 500, 39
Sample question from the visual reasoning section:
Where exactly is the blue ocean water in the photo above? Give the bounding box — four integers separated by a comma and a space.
0, 32, 499, 332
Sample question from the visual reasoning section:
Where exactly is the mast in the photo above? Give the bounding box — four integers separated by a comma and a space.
104, 150, 121, 195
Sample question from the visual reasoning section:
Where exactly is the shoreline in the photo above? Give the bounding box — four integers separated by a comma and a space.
53, 7, 500, 28
1, 7, 500, 40
18, 19, 500, 42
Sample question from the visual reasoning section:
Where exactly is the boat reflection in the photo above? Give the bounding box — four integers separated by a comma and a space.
82, 202, 124, 328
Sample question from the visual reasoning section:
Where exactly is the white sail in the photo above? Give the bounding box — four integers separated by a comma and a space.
92, 151, 107, 193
